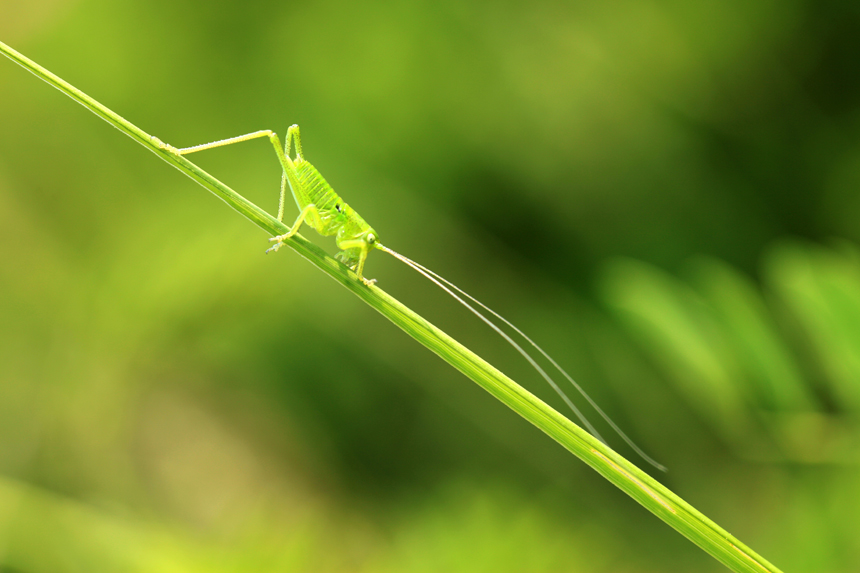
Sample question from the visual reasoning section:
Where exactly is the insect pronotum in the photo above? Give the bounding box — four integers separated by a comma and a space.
166, 126, 666, 472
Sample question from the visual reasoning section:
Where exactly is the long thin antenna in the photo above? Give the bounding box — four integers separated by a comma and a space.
378, 244, 666, 472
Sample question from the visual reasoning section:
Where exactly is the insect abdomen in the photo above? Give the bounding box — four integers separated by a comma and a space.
296, 160, 340, 212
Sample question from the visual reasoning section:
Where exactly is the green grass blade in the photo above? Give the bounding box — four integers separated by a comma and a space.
0, 39, 783, 573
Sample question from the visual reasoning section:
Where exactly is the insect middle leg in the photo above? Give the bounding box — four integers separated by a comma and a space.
266, 202, 323, 253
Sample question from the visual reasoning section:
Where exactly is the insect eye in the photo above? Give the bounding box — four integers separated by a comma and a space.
367, 233, 376, 244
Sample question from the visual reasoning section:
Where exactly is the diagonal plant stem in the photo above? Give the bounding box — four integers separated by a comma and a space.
1, 39, 782, 573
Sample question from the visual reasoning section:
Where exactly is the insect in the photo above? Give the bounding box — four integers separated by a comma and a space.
168, 126, 666, 472
166, 125, 380, 283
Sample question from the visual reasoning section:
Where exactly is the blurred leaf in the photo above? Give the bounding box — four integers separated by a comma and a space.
688, 256, 816, 413
598, 258, 755, 447
600, 243, 860, 464
765, 241, 860, 411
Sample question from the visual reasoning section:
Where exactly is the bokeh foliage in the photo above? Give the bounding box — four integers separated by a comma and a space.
1, 0, 859, 571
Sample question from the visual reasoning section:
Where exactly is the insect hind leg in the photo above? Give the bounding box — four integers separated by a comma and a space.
169, 130, 275, 155
276, 125, 304, 221
284, 124, 303, 161
157, 127, 304, 225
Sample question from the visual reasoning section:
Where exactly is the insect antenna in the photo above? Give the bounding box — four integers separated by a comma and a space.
378, 244, 667, 472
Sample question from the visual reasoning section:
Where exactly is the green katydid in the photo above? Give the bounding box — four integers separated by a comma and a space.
164, 126, 380, 280
169, 126, 666, 472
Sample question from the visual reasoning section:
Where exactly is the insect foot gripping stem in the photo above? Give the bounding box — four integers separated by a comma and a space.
265, 241, 283, 254
335, 249, 377, 286
266, 226, 298, 253
266, 234, 290, 254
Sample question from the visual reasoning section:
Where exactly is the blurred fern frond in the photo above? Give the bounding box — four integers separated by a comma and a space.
600, 240, 860, 464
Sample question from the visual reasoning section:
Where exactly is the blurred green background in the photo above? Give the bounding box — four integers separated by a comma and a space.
1, 1, 859, 571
